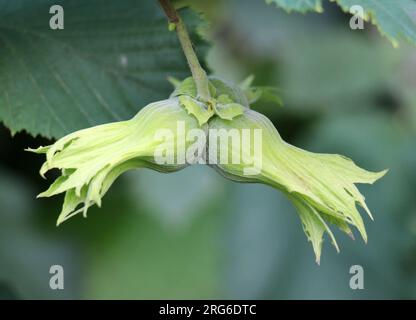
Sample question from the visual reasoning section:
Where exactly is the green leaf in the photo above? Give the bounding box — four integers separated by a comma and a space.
265, 0, 416, 46
214, 102, 245, 120
289, 194, 339, 264
179, 95, 214, 125
0, 0, 207, 138
335, 0, 416, 47
265, 0, 324, 13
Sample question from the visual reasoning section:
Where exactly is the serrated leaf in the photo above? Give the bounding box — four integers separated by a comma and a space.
265, 0, 323, 13
265, 0, 416, 46
334, 0, 416, 47
0, 0, 207, 138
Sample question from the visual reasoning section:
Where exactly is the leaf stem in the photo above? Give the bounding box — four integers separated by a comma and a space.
158, 0, 211, 101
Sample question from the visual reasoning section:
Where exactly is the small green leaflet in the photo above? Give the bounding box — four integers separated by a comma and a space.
266, 0, 416, 47
179, 95, 214, 125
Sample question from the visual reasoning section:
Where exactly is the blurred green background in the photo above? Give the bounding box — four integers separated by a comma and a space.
1, 0, 416, 299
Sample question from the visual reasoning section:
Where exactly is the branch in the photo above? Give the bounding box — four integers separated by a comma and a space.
158, 0, 211, 101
